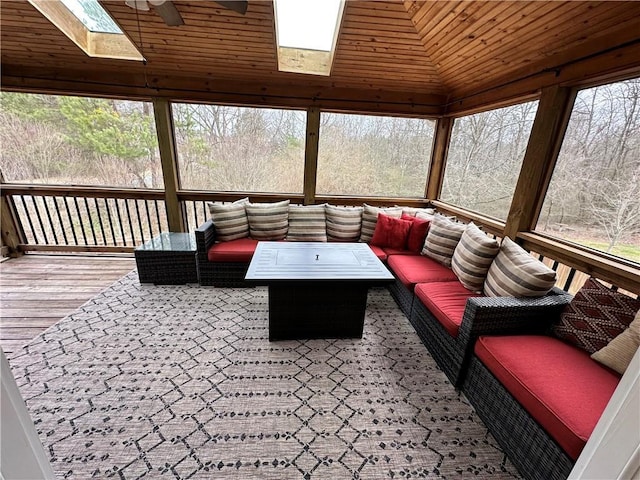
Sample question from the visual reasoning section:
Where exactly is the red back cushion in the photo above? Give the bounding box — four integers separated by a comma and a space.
552, 277, 640, 354
401, 213, 431, 253
370, 213, 413, 250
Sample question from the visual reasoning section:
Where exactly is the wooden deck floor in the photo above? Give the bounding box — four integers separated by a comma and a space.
0, 253, 135, 356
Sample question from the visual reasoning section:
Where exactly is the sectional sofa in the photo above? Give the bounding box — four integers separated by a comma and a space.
194, 199, 637, 480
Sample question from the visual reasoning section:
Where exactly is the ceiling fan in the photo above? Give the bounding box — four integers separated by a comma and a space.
125, 0, 248, 27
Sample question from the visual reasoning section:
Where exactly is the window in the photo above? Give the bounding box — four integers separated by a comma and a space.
316, 112, 435, 198
537, 78, 640, 264
440, 101, 538, 220
27, 0, 143, 61
172, 104, 305, 193
59, 0, 121, 33
0, 92, 162, 188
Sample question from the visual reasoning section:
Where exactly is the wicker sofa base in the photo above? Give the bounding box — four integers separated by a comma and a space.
462, 356, 574, 480
387, 276, 414, 319
409, 293, 465, 386
197, 261, 250, 287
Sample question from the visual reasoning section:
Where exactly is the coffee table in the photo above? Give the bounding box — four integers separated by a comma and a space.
245, 242, 394, 340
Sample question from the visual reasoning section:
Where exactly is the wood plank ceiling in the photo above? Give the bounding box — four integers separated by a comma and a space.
1, 0, 640, 115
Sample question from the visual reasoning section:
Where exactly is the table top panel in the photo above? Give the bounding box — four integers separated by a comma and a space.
136, 232, 196, 252
245, 242, 394, 282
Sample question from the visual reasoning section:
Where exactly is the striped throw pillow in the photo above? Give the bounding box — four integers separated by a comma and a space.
484, 237, 557, 297
245, 200, 290, 241
451, 222, 500, 293
326, 205, 363, 242
421, 214, 466, 267
287, 204, 327, 242
360, 204, 403, 243
207, 197, 249, 242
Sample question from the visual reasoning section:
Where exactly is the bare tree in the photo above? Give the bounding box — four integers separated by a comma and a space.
589, 165, 640, 252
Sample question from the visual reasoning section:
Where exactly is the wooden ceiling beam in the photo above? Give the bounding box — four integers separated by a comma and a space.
0, 65, 445, 116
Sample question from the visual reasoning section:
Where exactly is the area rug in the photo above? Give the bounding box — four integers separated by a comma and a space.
9, 271, 521, 479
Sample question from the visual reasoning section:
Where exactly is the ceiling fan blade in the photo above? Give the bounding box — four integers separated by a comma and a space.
214, 1, 248, 15
153, 0, 184, 26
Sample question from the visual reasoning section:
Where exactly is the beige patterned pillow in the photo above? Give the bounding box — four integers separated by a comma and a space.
245, 200, 290, 240
421, 214, 466, 267
398, 206, 436, 217
360, 204, 403, 243
591, 311, 640, 375
451, 222, 500, 293
207, 197, 249, 242
287, 204, 327, 242
326, 205, 363, 242
484, 237, 556, 297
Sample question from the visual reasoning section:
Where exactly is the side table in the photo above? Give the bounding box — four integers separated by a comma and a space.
135, 232, 198, 284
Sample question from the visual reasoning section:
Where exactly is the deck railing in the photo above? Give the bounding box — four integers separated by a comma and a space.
2, 185, 167, 252
2, 184, 638, 297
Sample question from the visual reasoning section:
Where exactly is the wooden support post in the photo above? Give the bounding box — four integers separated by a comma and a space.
425, 117, 453, 201
153, 98, 184, 232
503, 86, 576, 240
0, 172, 26, 257
303, 107, 321, 205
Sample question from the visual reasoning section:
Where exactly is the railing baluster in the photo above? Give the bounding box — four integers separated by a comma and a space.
134, 199, 145, 244
114, 198, 127, 246
83, 198, 98, 245
104, 198, 117, 245
42, 196, 59, 244
144, 200, 154, 239
124, 199, 136, 245
154, 200, 162, 232
201, 201, 207, 227
32, 196, 50, 244
73, 197, 88, 245
63, 196, 79, 245
94, 198, 107, 245
19, 195, 39, 244
53, 197, 69, 244
192, 201, 198, 230
563, 268, 577, 292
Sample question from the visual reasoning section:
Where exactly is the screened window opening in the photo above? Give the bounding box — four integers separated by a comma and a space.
537, 78, 640, 264
316, 112, 435, 198
172, 104, 305, 193
0, 92, 162, 189
440, 101, 539, 220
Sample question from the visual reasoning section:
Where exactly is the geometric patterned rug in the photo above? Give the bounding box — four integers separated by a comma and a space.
8, 271, 521, 479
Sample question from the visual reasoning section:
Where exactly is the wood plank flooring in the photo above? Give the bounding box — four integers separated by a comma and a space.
0, 253, 135, 356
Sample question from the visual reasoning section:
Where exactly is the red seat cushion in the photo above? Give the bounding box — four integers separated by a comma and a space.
368, 244, 388, 262
475, 335, 620, 460
414, 281, 480, 337
207, 238, 259, 262
387, 254, 458, 290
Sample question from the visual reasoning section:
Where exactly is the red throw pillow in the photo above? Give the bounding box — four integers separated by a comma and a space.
401, 213, 431, 253
552, 277, 640, 354
370, 213, 413, 250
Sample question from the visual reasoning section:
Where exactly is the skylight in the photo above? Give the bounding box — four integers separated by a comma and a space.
28, 0, 144, 61
60, 0, 121, 34
274, 0, 345, 76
